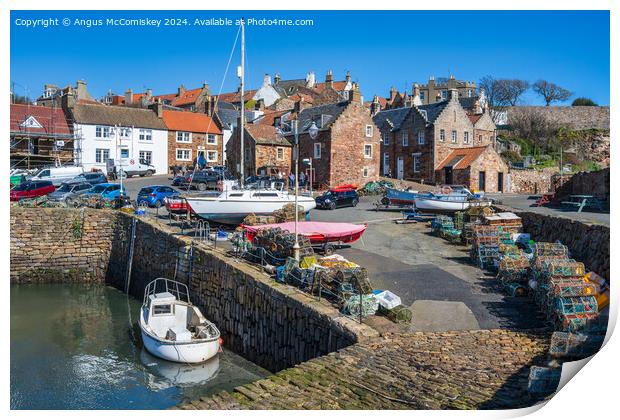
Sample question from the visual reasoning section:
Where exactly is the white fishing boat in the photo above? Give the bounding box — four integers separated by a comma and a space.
139, 278, 221, 364
185, 187, 316, 225
140, 349, 220, 390
414, 196, 492, 213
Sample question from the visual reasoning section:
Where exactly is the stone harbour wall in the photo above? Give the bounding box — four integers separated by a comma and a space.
10, 208, 377, 373
555, 168, 610, 200
10, 208, 122, 283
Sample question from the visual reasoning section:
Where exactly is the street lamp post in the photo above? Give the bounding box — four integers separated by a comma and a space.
292, 119, 300, 262
307, 122, 319, 195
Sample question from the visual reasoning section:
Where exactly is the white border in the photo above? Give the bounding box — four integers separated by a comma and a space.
2, 2, 616, 420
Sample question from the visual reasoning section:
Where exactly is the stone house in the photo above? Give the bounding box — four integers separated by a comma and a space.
154, 83, 216, 113
283, 86, 381, 188
435, 145, 509, 193
68, 98, 169, 174
226, 123, 292, 179
374, 89, 474, 182
10, 103, 76, 169
374, 88, 503, 190
162, 109, 223, 171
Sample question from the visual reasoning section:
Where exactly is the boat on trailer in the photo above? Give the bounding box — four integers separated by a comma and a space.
414, 196, 492, 213
139, 278, 221, 364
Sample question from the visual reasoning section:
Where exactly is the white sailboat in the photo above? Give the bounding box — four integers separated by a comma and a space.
139, 278, 221, 364
185, 18, 316, 225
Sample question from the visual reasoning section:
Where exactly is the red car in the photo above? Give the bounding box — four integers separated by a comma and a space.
10, 180, 55, 201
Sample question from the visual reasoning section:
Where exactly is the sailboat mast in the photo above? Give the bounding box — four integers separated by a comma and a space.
239, 17, 245, 187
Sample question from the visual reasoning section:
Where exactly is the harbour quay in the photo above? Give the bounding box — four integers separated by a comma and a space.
9, 198, 609, 409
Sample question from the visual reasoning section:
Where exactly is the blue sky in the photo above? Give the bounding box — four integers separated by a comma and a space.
11, 10, 610, 105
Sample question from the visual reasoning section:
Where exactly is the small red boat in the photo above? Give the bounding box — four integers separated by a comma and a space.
244, 221, 367, 245
331, 183, 358, 192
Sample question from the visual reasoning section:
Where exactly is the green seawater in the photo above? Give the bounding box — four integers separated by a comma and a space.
11, 284, 270, 409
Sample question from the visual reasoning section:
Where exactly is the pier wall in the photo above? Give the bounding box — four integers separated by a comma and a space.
10, 208, 377, 372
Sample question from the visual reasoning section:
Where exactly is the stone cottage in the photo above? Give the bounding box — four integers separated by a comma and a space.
374, 88, 505, 191
162, 109, 223, 171
284, 85, 381, 188
435, 145, 509, 193
226, 124, 292, 179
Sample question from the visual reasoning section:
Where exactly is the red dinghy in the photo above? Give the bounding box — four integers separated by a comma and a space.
243, 221, 367, 244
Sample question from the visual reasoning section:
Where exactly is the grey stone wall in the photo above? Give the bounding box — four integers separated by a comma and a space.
506, 106, 610, 130
10, 208, 377, 372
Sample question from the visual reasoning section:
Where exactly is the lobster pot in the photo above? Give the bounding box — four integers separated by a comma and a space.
533, 242, 569, 258
378, 305, 413, 324
432, 216, 454, 236
335, 267, 372, 294
499, 243, 519, 256
442, 228, 462, 244
555, 296, 598, 316
541, 260, 585, 278
534, 283, 551, 306
528, 366, 561, 396
549, 331, 604, 358
497, 254, 530, 284
453, 212, 465, 230
549, 279, 600, 298
556, 313, 600, 333
343, 294, 379, 318
476, 244, 500, 270
287, 266, 315, 291
504, 282, 526, 297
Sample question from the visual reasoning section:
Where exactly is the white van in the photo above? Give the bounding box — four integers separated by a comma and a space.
107, 158, 155, 179
30, 166, 84, 186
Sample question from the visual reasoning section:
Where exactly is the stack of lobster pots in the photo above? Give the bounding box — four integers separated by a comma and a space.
253, 227, 314, 260
431, 215, 462, 243
531, 242, 602, 333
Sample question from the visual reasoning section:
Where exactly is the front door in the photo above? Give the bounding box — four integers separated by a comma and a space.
397, 157, 404, 180
498, 172, 504, 192
479, 171, 486, 191
444, 167, 453, 185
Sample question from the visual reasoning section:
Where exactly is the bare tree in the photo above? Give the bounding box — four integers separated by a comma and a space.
532, 80, 572, 106
479, 76, 530, 108
509, 107, 561, 152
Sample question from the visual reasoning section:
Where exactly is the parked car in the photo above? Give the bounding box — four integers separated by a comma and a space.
315, 189, 359, 210
71, 172, 108, 185
10, 180, 55, 201
29, 166, 84, 186
137, 185, 179, 207
47, 182, 93, 204
181, 170, 234, 191
164, 195, 189, 215
82, 183, 127, 201
171, 175, 186, 186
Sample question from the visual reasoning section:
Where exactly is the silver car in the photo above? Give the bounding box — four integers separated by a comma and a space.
47, 182, 92, 204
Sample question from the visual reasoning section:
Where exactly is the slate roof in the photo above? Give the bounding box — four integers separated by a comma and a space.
214, 108, 255, 130
416, 100, 449, 123
459, 96, 478, 111
373, 107, 413, 131
71, 103, 167, 130
436, 146, 489, 170
295, 100, 350, 131
245, 124, 291, 146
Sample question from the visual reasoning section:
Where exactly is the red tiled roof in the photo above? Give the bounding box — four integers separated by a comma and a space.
217, 90, 257, 103
172, 88, 203, 106
10, 103, 72, 135
436, 146, 489, 171
246, 124, 291, 146
256, 110, 290, 126
154, 93, 178, 103
162, 110, 222, 134
468, 114, 482, 124
314, 81, 347, 93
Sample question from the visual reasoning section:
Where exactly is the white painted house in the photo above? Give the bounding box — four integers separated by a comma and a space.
71, 103, 168, 174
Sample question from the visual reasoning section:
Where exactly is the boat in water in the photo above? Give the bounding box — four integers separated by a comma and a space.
139, 278, 221, 364
140, 349, 220, 390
